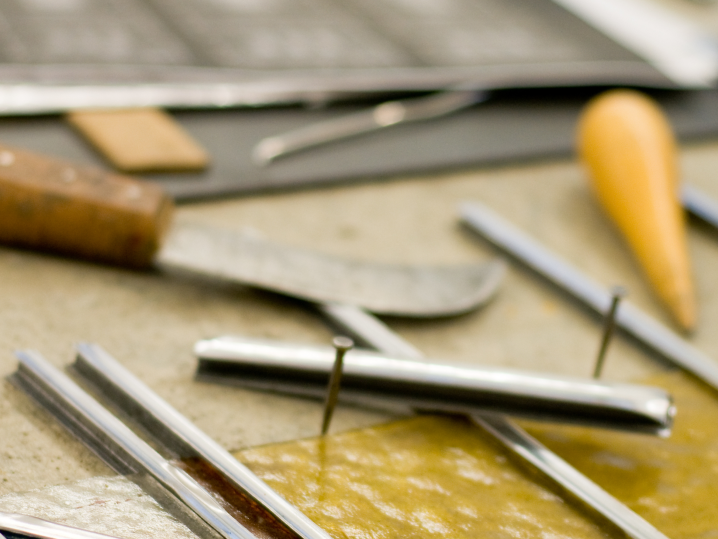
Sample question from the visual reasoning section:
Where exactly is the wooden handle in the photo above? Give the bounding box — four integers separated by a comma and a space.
0, 143, 174, 268
577, 90, 695, 331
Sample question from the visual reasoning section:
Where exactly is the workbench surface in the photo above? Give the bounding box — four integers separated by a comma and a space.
3, 1, 718, 536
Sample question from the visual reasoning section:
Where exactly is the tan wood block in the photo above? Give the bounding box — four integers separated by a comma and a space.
0, 143, 174, 268
66, 108, 210, 173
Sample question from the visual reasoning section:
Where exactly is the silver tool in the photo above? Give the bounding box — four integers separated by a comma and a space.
313, 301, 670, 539
11, 348, 330, 539
683, 184, 718, 231
321, 336, 353, 435
593, 286, 627, 379
0, 511, 122, 539
194, 335, 674, 435
253, 89, 488, 165
70, 343, 332, 539
158, 223, 506, 318
460, 200, 718, 390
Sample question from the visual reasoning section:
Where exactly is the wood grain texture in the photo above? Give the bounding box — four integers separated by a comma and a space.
66, 108, 209, 173
0, 143, 174, 267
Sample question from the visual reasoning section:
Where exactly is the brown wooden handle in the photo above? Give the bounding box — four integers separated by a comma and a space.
0, 143, 174, 268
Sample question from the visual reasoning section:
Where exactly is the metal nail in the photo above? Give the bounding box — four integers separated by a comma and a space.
593, 286, 627, 379
321, 336, 353, 435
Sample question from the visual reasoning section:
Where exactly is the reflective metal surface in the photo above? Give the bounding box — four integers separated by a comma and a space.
253, 90, 488, 165
314, 303, 670, 539
11, 350, 257, 539
0, 511, 121, 539
474, 413, 670, 539
156, 222, 506, 317
73, 343, 332, 539
460, 200, 718, 391
194, 335, 674, 434
683, 184, 718, 231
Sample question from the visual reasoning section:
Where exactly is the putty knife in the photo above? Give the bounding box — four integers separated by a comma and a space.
0, 143, 503, 316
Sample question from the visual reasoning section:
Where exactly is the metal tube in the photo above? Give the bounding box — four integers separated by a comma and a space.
0, 512, 122, 539
460, 200, 718, 391
11, 351, 257, 539
194, 335, 674, 435
313, 303, 670, 539
72, 343, 332, 539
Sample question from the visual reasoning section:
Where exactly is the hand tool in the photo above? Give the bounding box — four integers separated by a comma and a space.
253, 89, 489, 165
310, 299, 670, 539
460, 200, 718, 392
577, 89, 695, 331
194, 335, 674, 435
0, 142, 504, 317
11, 345, 333, 539
0, 511, 122, 539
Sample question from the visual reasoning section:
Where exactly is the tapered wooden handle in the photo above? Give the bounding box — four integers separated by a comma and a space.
0, 143, 174, 268
577, 90, 695, 331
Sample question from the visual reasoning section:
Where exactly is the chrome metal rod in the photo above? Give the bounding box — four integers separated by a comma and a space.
194, 335, 674, 435
316, 303, 669, 539
252, 89, 488, 165
460, 200, 718, 391
683, 184, 718, 230
72, 343, 332, 539
0, 511, 121, 539
11, 351, 256, 539
474, 414, 669, 539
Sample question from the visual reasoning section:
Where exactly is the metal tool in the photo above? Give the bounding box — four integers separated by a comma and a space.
252, 89, 488, 165
321, 336, 353, 435
194, 335, 674, 435
460, 200, 718, 391
0, 143, 504, 318
593, 286, 627, 378
0, 511, 122, 539
158, 224, 506, 317
312, 300, 670, 539
683, 183, 718, 231
11, 347, 332, 539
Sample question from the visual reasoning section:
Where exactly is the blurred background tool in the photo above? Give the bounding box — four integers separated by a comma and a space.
194, 335, 675, 435
578, 89, 696, 332
460, 201, 718, 392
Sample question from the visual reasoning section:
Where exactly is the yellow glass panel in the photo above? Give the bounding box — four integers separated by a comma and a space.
235, 415, 617, 539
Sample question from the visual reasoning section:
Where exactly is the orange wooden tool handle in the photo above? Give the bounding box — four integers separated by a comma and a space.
0, 143, 174, 268
577, 90, 695, 331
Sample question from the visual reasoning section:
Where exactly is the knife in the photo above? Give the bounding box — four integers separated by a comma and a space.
0, 143, 503, 317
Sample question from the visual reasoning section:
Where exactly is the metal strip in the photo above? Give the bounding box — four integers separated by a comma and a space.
459, 200, 718, 390
474, 413, 669, 539
10, 350, 257, 539
194, 335, 674, 435
72, 343, 332, 539
0, 511, 121, 539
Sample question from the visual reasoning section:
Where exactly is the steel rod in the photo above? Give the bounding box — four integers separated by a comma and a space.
72, 343, 332, 539
460, 200, 718, 391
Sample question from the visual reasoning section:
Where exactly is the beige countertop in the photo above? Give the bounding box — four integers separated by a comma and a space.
3, 1, 718, 534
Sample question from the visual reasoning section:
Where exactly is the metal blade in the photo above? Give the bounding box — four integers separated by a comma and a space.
157, 222, 505, 317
